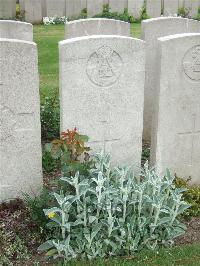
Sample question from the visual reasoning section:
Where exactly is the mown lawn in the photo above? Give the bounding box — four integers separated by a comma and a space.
61, 243, 200, 266
33, 23, 141, 103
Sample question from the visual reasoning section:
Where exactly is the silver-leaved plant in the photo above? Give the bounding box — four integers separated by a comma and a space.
38, 151, 190, 261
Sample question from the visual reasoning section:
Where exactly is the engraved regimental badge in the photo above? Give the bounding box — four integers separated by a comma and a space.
87, 45, 123, 87
183, 45, 200, 81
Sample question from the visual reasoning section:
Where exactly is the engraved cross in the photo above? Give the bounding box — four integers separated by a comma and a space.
90, 120, 120, 154
100, 120, 120, 153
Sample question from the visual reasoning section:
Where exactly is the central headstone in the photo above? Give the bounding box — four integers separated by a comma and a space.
59, 35, 145, 168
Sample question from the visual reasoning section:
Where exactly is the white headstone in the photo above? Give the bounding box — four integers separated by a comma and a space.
41, 0, 47, 17
25, 0, 43, 24
185, 0, 200, 18
0, 20, 33, 41
163, 0, 179, 15
128, 0, 144, 19
178, 0, 185, 9
0, 0, 16, 19
65, 18, 130, 39
59, 35, 145, 169
46, 0, 65, 17
66, 0, 86, 18
142, 17, 200, 142
19, 0, 25, 12
0, 39, 42, 202
151, 33, 200, 185
146, 0, 162, 18
109, 0, 127, 13
87, 0, 103, 17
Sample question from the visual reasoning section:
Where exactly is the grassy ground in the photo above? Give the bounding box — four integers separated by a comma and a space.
33, 23, 141, 103
65, 243, 200, 266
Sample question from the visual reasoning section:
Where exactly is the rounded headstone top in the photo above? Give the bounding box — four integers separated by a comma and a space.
0, 20, 33, 41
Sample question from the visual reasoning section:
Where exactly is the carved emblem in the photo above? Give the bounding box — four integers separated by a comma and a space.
183, 45, 200, 81
86, 45, 123, 87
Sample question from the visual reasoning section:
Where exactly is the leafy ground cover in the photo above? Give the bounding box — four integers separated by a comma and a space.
0, 195, 200, 265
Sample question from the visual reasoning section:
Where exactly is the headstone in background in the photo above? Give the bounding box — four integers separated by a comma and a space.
151, 33, 200, 185
66, 0, 86, 19
163, 0, 179, 15
146, 0, 162, 18
87, 0, 103, 17
128, 0, 144, 19
46, 0, 65, 17
142, 17, 200, 142
0, 0, 16, 19
0, 39, 42, 202
185, 0, 200, 18
19, 0, 25, 13
59, 35, 145, 169
65, 18, 130, 39
109, 0, 127, 13
0, 20, 33, 41
25, 0, 43, 24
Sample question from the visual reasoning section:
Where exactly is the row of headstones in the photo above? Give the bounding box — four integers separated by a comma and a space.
0, 17, 200, 202
0, 0, 200, 24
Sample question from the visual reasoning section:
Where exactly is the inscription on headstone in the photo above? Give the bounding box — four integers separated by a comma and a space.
59, 36, 145, 169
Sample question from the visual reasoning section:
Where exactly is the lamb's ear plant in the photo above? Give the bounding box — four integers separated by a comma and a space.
38, 151, 190, 262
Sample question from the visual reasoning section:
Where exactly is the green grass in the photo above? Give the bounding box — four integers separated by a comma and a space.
63, 243, 200, 266
33, 23, 141, 103
33, 24, 64, 102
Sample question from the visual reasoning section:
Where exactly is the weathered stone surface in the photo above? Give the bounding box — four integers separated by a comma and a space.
151, 33, 200, 184
41, 0, 47, 17
146, 0, 161, 18
185, 0, 200, 18
87, 0, 103, 17
0, 0, 16, 19
128, 0, 144, 19
46, 0, 65, 17
19, 0, 25, 12
66, 0, 86, 18
0, 39, 42, 202
109, 0, 127, 13
142, 17, 200, 141
0, 20, 33, 41
163, 0, 179, 15
65, 18, 130, 39
59, 35, 145, 169
25, 0, 43, 24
